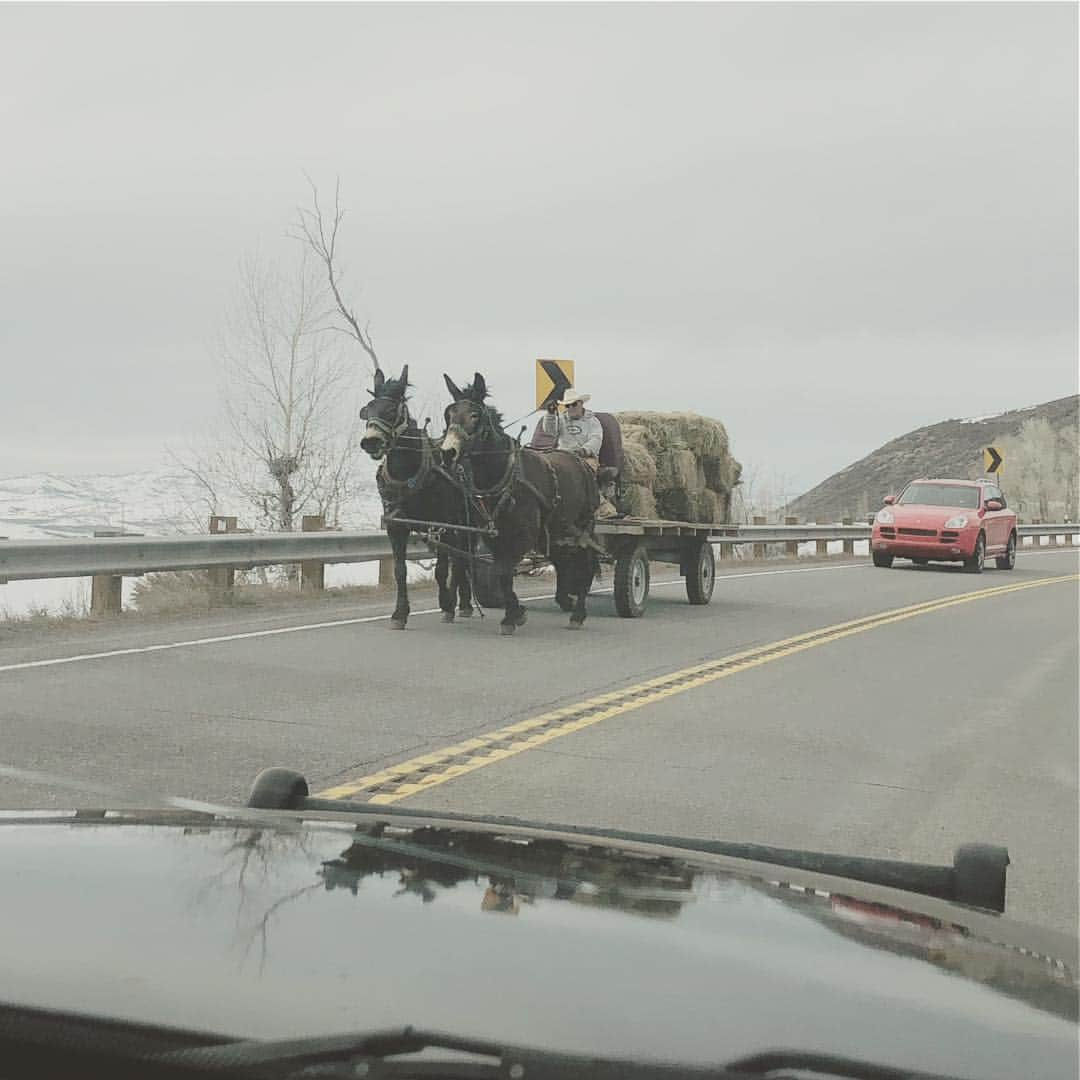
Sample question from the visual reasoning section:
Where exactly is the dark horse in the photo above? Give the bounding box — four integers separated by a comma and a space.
441, 372, 600, 634
360, 365, 473, 629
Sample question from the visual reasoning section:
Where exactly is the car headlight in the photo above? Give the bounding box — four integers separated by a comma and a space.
876, 509, 895, 524
944, 515, 969, 529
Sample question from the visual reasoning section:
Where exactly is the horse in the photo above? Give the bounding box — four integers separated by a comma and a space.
359, 365, 474, 629
440, 372, 600, 634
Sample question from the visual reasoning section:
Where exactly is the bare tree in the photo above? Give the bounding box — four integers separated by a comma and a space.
170, 250, 366, 540
999, 417, 1078, 521
292, 176, 380, 372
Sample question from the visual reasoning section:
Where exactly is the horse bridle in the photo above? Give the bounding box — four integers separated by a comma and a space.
362, 395, 411, 448
444, 400, 501, 457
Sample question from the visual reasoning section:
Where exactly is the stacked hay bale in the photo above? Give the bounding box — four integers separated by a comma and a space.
614, 411, 741, 524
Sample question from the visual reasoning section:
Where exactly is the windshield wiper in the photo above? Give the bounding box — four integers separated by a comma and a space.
153, 1026, 967, 1080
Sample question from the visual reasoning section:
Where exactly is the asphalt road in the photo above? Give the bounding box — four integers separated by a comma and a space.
1, 549, 1077, 935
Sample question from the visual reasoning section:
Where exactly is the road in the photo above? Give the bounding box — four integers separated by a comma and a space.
1, 549, 1077, 936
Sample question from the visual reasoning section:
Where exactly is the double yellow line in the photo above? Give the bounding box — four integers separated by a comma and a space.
316, 573, 1078, 805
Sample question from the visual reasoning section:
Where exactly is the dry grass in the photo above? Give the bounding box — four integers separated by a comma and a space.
129, 570, 387, 617
0, 595, 91, 632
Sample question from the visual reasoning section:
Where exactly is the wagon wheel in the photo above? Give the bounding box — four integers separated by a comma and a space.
685, 539, 716, 605
614, 543, 650, 618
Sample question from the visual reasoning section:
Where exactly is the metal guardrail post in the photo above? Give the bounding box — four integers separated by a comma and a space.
842, 518, 855, 555
301, 515, 326, 592
785, 516, 799, 557
752, 516, 767, 559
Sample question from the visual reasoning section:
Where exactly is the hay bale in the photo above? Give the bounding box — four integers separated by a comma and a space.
655, 448, 700, 491
657, 488, 694, 521
692, 489, 722, 523
702, 454, 739, 494
619, 483, 657, 519
621, 439, 657, 486
616, 411, 729, 458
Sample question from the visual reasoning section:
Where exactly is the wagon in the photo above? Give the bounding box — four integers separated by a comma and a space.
467, 517, 737, 618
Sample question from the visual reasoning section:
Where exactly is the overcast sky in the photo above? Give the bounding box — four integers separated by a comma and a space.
1, 2, 1076, 495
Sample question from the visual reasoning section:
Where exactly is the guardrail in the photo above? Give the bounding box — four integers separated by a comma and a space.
1, 522, 1074, 615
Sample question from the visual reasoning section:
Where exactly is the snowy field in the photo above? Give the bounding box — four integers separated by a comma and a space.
0, 471, 385, 619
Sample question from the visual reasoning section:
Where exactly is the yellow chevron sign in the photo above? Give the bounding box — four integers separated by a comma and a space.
983, 446, 1003, 474
535, 359, 575, 410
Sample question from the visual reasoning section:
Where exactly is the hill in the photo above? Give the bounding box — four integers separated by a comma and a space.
787, 395, 1078, 523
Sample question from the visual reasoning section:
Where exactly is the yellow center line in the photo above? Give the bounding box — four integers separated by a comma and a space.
315, 573, 1078, 803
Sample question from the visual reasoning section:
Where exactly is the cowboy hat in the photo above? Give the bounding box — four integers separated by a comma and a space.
560, 389, 591, 406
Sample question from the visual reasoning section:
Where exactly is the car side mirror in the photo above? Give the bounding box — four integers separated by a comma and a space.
882, 495, 896, 505
985, 499, 1003, 511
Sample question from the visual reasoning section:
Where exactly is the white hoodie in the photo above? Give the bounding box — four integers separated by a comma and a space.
540, 409, 604, 457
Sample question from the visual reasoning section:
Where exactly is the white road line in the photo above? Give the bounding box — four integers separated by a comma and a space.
0, 562, 870, 674
1, 551, 1073, 675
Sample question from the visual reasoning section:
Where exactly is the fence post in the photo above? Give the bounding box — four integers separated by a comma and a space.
301, 515, 326, 592
90, 528, 128, 615
752, 516, 767, 560
208, 516, 240, 591
1033, 519, 1042, 547
785, 516, 799, 558
379, 555, 396, 587
815, 527, 829, 558
842, 517, 855, 556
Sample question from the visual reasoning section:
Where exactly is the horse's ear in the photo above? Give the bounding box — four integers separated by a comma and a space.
444, 374, 463, 401
399, 363, 409, 388
473, 372, 487, 399
373, 368, 385, 393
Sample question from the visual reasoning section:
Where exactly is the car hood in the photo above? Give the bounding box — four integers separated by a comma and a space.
887, 504, 976, 525
0, 811, 1075, 1078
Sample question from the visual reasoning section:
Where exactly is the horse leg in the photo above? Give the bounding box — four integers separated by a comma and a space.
568, 549, 595, 629
389, 527, 410, 630
435, 549, 454, 623
453, 546, 473, 617
554, 557, 573, 612
498, 560, 527, 636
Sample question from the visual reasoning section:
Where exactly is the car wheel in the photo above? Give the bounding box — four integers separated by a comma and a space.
964, 534, 985, 574
995, 532, 1016, 571
872, 551, 893, 568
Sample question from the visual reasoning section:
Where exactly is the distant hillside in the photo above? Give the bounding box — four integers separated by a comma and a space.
788, 395, 1079, 523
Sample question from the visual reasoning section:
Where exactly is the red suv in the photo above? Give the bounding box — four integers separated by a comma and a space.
871, 478, 1017, 573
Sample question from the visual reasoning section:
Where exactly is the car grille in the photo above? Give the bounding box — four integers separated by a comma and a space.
898, 528, 936, 537
940, 531, 959, 543
879, 527, 896, 538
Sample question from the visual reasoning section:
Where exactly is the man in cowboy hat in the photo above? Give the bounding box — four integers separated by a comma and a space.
541, 388, 617, 518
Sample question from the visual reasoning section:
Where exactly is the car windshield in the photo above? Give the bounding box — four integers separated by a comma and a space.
897, 484, 982, 509
1, 1, 1078, 1062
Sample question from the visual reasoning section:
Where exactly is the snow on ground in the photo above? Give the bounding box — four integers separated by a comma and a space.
0, 470, 385, 618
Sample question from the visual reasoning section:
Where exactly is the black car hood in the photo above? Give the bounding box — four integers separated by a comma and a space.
0, 810, 1075, 1079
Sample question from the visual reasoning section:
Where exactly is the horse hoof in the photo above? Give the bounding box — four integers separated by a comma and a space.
515, 609, 528, 627
458, 608, 473, 618
441, 611, 455, 624
499, 622, 517, 636
567, 620, 585, 631
389, 619, 407, 631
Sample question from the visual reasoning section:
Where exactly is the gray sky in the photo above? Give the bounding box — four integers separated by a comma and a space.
1, 2, 1076, 494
